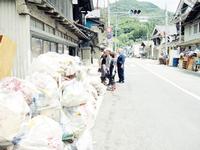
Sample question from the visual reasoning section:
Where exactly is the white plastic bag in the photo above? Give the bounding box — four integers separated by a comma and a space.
62, 106, 87, 138
16, 116, 64, 150
31, 52, 81, 78
31, 52, 64, 78
26, 72, 59, 108
26, 72, 61, 121
61, 80, 90, 107
0, 77, 37, 105
0, 91, 30, 142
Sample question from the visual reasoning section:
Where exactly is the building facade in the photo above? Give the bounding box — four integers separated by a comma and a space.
151, 25, 177, 60
0, 0, 92, 78
172, 0, 200, 71
173, 0, 200, 49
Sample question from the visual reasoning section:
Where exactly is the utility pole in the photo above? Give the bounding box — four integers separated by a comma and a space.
179, 15, 182, 43
115, 13, 118, 51
107, 0, 111, 27
107, 0, 113, 50
165, 2, 168, 56
114, 0, 118, 51
96, 0, 99, 9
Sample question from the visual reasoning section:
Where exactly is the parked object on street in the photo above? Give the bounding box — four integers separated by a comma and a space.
178, 49, 200, 72
159, 52, 168, 65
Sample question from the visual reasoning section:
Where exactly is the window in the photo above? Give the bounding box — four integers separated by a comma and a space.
30, 18, 36, 28
60, 1, 65, 14
194, 24, 198, 34
45, 24, 54, 34
31, 38, 43, 59
51, 42, 57, 52
55, 30, 62, 37
35, 20, 44, 30
64, 45, 69, 54
61, 33, 65, 38
43, 41, 51, 53
58, 44, 64, 54
31, 17, 44, 31
199, 22, 200, 32
48, 0, 56, 6
189, 25, 192, 35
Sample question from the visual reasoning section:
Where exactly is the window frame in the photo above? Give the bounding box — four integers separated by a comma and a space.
193, 23, 198, 34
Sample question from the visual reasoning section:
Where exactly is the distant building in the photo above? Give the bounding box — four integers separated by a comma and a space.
74, 8, 105, 64
173, 0, 200, 50
151, 25, 177, 59
141, 41, 154, 59
172, 0, 200, 70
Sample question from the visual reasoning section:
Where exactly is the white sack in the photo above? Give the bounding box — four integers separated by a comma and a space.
16, 116, 63, 150
0, 91, 30, 142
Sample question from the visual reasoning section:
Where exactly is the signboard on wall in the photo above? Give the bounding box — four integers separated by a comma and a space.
0, 35, 16, 79
107, 27, 113, 40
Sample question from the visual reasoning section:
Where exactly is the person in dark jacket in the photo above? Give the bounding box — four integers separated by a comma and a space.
117, 49, 126, 83
107, 52, 117, 91
99, 51, 107, 84
99, 49, 111, 84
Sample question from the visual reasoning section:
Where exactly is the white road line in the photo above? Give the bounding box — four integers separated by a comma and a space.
135, 62, 200, 101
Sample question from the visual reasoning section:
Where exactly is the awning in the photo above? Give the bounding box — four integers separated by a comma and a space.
75, 23, 98, 43
27, 0, 89, 40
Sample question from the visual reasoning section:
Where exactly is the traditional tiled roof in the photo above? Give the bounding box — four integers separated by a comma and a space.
152, 25, 177, 38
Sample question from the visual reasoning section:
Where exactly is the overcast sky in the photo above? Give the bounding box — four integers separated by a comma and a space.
138, 0, 180, 12
94, 0, 180, 12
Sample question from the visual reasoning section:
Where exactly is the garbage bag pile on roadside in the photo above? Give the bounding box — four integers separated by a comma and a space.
0, 52, 106, 150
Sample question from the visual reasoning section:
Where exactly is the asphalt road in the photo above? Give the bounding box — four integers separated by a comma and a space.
92, 58, 200, 150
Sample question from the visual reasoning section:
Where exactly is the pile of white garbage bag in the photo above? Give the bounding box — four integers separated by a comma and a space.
0, 52, 106, 150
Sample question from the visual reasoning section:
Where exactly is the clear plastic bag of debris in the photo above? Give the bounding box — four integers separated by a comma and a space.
16, 115, 64, 150
62, 106, 87, 139
0, 77, 37, 105
31, 52, 80, 78
26, 72, 61, 121
61, 79, 90, 108
0, 90, 30, 143
26, 72, 60, 108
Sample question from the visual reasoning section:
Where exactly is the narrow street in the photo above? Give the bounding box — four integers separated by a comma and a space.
93, 58, 200, 150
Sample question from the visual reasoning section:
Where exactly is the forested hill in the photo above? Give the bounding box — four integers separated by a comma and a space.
108, 0, 173, 46
110, 0, 165, 16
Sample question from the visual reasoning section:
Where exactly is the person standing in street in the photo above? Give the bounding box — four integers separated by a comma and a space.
99, 48, 111, 84
107, 52, 117, 91
117, 48, 126, 83
99, 50, 107, 84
